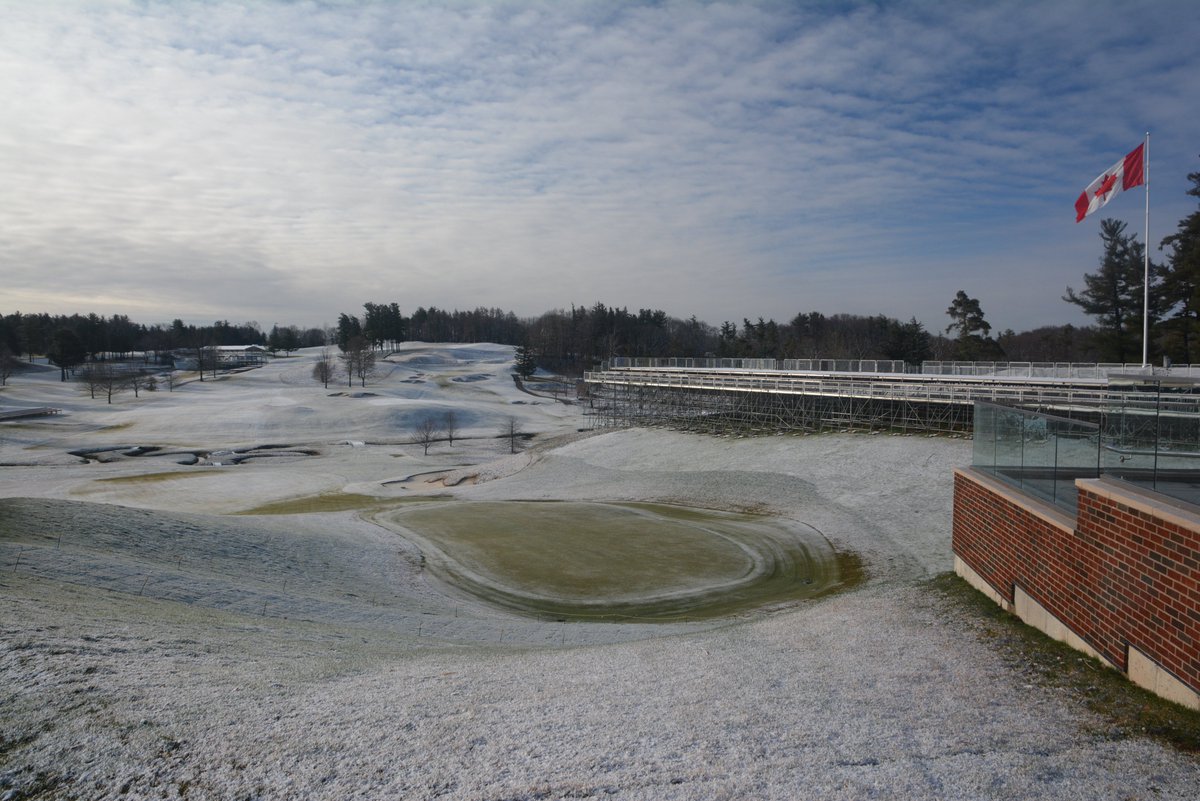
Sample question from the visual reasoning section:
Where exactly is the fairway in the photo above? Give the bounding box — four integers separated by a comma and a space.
376, 501, 851, 621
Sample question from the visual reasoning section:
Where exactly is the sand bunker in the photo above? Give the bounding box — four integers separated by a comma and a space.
66, 443, 318, 466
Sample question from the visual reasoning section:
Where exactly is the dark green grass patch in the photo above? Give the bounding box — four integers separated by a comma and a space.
237, 493, 448, 515
930, 572, 1200, 754
378, 501, 859, 622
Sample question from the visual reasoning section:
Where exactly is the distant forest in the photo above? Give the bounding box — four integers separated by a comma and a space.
0, 302, 1112, 380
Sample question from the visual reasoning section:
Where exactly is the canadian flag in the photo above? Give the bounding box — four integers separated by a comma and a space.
1075, 143, 1145, 222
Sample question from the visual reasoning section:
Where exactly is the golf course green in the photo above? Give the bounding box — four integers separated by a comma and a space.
375, 500, 855, 621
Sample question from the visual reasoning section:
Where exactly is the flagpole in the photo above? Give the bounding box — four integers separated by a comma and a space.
1142, 131, 1150, 368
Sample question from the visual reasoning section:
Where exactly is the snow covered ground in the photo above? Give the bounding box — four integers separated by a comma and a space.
1, 344, 1197, 799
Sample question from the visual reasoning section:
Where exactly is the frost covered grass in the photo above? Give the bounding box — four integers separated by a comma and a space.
1, 344, 1198, 799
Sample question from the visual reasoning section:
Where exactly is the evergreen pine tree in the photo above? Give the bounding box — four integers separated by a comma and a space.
1064, 218, 1162, 363
1158, 163, 1200, 362
514, 343, 538, 378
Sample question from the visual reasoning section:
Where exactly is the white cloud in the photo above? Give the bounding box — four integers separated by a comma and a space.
1, 0, 1198, 332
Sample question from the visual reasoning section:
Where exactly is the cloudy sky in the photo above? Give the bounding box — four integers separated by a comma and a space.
3, 1, 1199, 334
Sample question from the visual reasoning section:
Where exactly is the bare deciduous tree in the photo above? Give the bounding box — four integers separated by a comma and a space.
410, 416, 442, 456
338, 336, 376, 388
444, 410, 458, 446
127, 371, 155, 397
500, 416, 523, 454
78, 364, 127, 404
78, 365, 104, 400
186, 330, 214, 382
312, 348, 336, 388
354, 347, 377, 387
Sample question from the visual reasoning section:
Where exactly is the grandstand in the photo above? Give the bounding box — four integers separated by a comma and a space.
583, 359, 1200, 436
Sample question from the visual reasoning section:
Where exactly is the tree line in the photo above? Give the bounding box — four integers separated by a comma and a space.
328, 305, 524, 352
333, 301, 941, 370
0, 295, 1151, 385
0, 298, 1109, 386
0, 313, 330, 378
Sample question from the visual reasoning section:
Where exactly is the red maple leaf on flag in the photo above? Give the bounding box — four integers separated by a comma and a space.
1076, 143, 1144, 222
1093, 172, 1118, 200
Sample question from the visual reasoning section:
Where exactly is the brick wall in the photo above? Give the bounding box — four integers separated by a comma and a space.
953, 468, 1200, 699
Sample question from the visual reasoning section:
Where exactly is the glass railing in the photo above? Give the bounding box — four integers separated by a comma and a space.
972, 402, 1101, 513
1102, 381, 1200, 506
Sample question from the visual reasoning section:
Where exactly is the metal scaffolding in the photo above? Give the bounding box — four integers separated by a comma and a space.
583, 367, 1126, 435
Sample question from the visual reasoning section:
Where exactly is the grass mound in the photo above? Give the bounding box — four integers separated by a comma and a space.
377, 501, 857, 621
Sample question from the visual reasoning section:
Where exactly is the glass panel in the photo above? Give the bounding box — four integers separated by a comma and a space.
1102, 392, 1158, 484
1049, 417, 1099, 510
993, 406, 1025, 485
972, 403, 998, 475
1020, 414, 1057, 504
1154, 401, 1200, 504
1104, 380, 1200, 506
972, 402, 1101, 514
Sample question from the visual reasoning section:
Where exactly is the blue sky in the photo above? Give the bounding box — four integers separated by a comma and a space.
3, 0, 1199, 335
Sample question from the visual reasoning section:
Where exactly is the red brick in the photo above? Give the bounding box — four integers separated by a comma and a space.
955, 472, 1200, 694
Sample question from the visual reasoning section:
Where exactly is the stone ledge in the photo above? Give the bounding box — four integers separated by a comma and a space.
1012, 583, 1116, 671
1077, 476, 1200, 534
954, 555, 1011, 612
1128, 645, 1200, 711
954, 467, 1075, 532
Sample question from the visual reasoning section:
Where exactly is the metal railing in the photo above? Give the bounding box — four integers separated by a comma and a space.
922, 361, 1200, 379
604, 357, 1200, 379
586, 367, 1114, 410
606, 357, 908, 372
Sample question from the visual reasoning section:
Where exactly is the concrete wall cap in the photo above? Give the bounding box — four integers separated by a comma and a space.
1076, 477, 1200, 533
955, 467, 1075, 532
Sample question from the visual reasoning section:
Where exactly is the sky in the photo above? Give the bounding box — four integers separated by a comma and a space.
3, 0, 1199, 336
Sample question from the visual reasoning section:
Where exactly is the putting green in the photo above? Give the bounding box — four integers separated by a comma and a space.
374, 501, 856, 621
